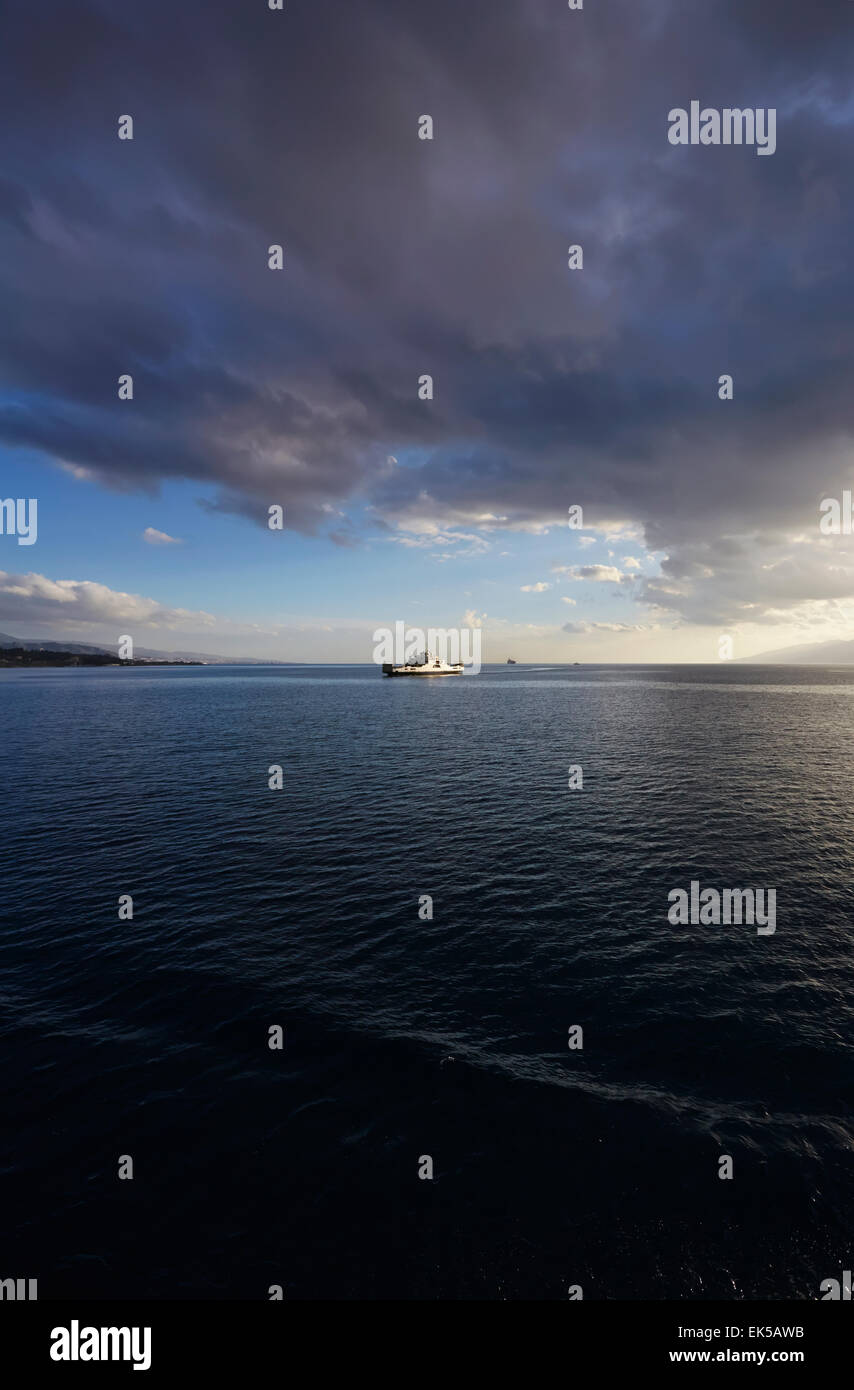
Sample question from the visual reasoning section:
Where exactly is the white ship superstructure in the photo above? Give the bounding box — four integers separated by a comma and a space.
382, 650, 463, 677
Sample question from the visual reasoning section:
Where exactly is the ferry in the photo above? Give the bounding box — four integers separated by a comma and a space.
382, 650, 463, 677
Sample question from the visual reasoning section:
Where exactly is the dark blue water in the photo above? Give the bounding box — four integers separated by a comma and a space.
2, 664, 853, 1299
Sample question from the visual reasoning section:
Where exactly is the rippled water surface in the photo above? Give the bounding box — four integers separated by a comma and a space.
2, 663, 853, 1298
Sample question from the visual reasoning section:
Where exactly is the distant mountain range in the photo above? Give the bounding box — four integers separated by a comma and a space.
738, 637, 854, 665
5, 628, 853, 666
0, 632, 285, 665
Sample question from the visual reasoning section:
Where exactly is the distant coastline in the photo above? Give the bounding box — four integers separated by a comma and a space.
0, 648, 203, 668
0, 630, 288, 666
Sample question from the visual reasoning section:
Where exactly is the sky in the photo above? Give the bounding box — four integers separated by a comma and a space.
1, 0, 854, 662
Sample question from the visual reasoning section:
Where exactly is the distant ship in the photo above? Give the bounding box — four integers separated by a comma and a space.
506, 658, 517, 664
382, 650, 463, 677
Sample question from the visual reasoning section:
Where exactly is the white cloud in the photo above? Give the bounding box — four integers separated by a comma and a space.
521, 581, 551, 592
463, 608, 487, 628
562, 619, 649, 635
0, 569, 215, 632
387, 528, 490, 558
576, 565, 625, 583
553, 564, 633, 584
560, 596, 577, 605
592, 622, 649, 632
143, 527, 183, 546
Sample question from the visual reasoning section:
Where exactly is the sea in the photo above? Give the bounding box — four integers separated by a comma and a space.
1, 662, 853, 1300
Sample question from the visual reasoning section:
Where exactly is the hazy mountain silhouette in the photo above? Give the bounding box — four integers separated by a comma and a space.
738, 638, 854, 665
0, 632, 285, 664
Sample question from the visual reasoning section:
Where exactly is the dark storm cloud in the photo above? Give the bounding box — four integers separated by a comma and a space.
2, 0, 854, 618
